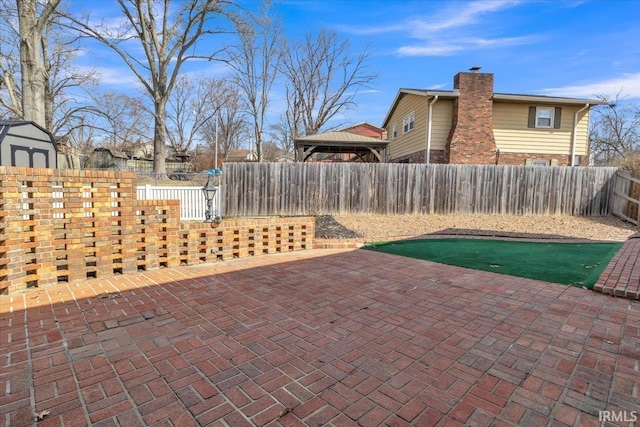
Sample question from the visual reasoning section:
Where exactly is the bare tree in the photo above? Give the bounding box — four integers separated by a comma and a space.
268, 113, 295, 154
0, 1, 22, 119
1, 0, 98, 137
227, 1, 282, 161
281, 28, 378, 136
63, 113, 99, 168
63, 0, 236, 174
199, 80, 249, 162
91, 92, 153, 155
166, 76, 225, 155
41, 17, 98, 138
16, 0, 61, 126
590, 92, 640, 165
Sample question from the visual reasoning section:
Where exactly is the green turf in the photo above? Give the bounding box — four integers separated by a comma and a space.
363, 238, 622, 288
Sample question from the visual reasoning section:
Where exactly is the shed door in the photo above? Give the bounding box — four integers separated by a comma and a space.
11, 145, 50, 168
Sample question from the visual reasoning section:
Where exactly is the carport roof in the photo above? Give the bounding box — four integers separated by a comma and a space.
294, 131, 388, 162
295, 131, 388, 146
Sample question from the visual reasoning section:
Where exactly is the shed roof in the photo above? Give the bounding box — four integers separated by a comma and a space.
0, 120, 55, 141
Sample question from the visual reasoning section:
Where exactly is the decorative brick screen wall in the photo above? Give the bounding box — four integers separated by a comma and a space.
0, 167, 314, 294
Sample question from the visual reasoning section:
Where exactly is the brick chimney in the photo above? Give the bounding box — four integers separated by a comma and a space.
446, 69, 497, 164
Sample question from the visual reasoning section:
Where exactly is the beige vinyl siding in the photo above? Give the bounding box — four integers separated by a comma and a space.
385, 94, 452, 160
493, 103, 590, 156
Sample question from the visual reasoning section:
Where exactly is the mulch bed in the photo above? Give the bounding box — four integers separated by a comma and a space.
314, 215, 363, 239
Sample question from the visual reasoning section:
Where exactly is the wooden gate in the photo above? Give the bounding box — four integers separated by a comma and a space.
611, 170, 640, 225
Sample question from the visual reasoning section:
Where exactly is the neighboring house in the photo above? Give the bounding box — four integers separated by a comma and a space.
225, 150, 258, 162
90, 148, 129, 170
382, 69, 607, 166
129, 142, 153, 160
0, 120, 57, 168
55, 137, 82, 169
341, 122, 387, 139
88, 148, 193, 172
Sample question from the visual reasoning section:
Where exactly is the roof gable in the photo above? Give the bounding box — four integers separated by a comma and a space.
382, 89, 458, 128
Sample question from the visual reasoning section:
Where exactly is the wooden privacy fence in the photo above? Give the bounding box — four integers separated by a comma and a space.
222, 163, 618, 217
611, 170, 640, 225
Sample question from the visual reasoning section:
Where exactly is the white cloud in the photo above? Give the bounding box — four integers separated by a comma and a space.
538, 72, 640, 99
397, 35, 538, 57
468, 35, 539, 48
339, 0, 519, 38
361, 0, 535, 57
408, 0, 518, 35
336, 23, 406, 36
77, 65, 141, 86
398, 44, 463, 57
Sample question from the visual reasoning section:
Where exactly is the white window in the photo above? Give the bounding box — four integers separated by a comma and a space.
403, 112, 415, 134
535, 107, 554, 128
392, 123, 398, 139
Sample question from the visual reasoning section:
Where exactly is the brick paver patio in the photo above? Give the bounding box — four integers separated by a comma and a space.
595, 236, 640, 299
1, 248, 639, 426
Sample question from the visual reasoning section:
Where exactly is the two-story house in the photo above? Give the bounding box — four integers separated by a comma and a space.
382, 69, 606, 166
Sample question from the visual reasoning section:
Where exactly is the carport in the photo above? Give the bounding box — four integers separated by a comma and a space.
295, 131, 388, 162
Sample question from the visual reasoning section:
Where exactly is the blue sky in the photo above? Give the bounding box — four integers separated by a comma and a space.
75, 0, 640, 131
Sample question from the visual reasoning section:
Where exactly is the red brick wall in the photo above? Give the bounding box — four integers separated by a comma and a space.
0, 167, 314, 294
392, 149, 571, 166
497, 153, 571, 166
392, 150, 446, 164
446, 72, 497, 164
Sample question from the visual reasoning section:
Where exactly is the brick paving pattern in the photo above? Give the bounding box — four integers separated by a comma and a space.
595, 237, 640, 299
1, 248, 639, 426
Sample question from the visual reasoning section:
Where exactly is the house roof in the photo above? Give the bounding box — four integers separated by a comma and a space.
492, 93, 608, 105
93, 147, 129, 159
381, 88, 607, 128
339, 121, 385, 132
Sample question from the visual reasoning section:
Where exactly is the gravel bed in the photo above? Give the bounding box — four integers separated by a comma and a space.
315, 214, 637, 242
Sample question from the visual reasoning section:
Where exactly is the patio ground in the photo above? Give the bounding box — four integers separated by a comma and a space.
1, 248, 639, 426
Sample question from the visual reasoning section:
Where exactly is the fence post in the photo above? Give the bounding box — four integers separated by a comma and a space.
144, 184, 151, 200
216, 185, 223, 218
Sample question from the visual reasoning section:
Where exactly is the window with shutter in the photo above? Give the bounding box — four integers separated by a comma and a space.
528, 106, 562, 129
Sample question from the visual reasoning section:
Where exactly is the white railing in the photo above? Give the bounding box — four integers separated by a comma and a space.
136, 185, 222, 221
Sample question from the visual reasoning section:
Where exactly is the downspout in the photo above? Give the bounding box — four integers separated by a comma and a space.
425, 95, 439, 164
571, 103, 589, 166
